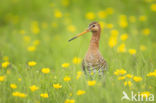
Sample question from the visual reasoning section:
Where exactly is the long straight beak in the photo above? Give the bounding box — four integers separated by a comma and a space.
68, 28, 90, 42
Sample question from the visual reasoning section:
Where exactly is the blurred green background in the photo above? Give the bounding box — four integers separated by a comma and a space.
0, 0, 156, 103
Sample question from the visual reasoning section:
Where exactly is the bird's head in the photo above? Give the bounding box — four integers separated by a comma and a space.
68, 21, 101, 42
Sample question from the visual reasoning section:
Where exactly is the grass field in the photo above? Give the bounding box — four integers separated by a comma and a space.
0, 0, 156, 103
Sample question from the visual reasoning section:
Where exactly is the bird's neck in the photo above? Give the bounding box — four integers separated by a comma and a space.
88, 31, 100, 50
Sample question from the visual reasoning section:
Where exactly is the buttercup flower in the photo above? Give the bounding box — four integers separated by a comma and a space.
41, 68, 50, 74
64, 76, 71, 82
27, 46, 36, 52
88, 80, 96, 86
76, 90, 86, 95
139, 16, 147, 21
0, 76, 5, 82
128, 49, 136, 55
72, 57, 81, 64
124, 81, 132, 87
141, 91, 150, 98
12, 92, 27, 98
1, 61, 10, 68
140, 45, 147, 51
40, 93, 48, 98
114, 69, 127, 75
133, 76, 142, 82
117, 43, 126, 53
30, 85, 39, 92
76, 71, 82, 79
67, 25, 76, 33
10, 84, 17, 89
85, 12, 95, 20
97, 11, 107, 18
62, 63, 70, 68
64, 99, 75, 103
142, 28, 150, 36
54, 10, 62, 18
28, 61, 37, 67
120, 33, 128, 41
151, 4, 156, 12
53, 83, 62, 89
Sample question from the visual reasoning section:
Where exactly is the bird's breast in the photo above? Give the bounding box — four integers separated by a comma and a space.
84, 50, 104, 68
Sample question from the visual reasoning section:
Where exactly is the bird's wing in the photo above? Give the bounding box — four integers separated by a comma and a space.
82, 59, 87, 75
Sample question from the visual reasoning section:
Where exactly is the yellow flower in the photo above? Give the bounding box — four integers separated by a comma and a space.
140, 45, 147, 51
67, 25, 76, 33
147, 70, 156, 77
147, 72, 156, 77
54, 10, 62, 18
133, 76, 142, 82
62, 63, 70, 68
72, 57, 81, 64
88, 80, 96, 86
12, 92, 27, 98
41, 68, 50, 74
53, 83, 62, 89
0, 76, 5, 82
33, 40, 40, 46
76, 90, 86, 95
97, 11, 107, 18
141, 91, 150, 98
64, 99, 75, 103
129, 16, 136, 23
106, 24, 114, 29
105, 8, 114, 15
10, 84, 17, 89
151, 4, 156, 12
126, 74, 133, 78
118, 76, 126, 80
99, 21, 105, 29
31, 21, 40, 34
108, 37, 117, 48
139, 16, 147, 21
124, 81, 132, 87
119, 15, 128, 28
145, 0, 153, 3
28, 61, 37, 67
142, 28, 150, 36
19, 30, 25, 35
27, 46, 36, 52
64, 76, 71, 82
111, 29, 119, 36
128, 49, 136, 55
1, 61, 10, 68
85, 12, 95, 20
18, 78, 22, 82
117, 43, 126, 53
114, 69, 127, 75
30, 85, 39, 92
40, 93, 48, 98
76, 71, 82, 79
120, 33, 128, 41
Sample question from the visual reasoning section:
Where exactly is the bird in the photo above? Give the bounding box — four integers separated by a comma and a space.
69, 21, 107, 77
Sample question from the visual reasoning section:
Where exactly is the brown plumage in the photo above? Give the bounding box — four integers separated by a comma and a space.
69, 22, 107, 76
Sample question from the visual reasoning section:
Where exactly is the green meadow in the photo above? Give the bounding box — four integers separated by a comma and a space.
0, 0, 156, 103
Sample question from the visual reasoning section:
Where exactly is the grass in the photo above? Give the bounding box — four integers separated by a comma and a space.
0, 0, 156, 103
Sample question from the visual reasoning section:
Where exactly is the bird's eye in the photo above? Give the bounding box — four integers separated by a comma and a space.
92, 25, 95, 27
